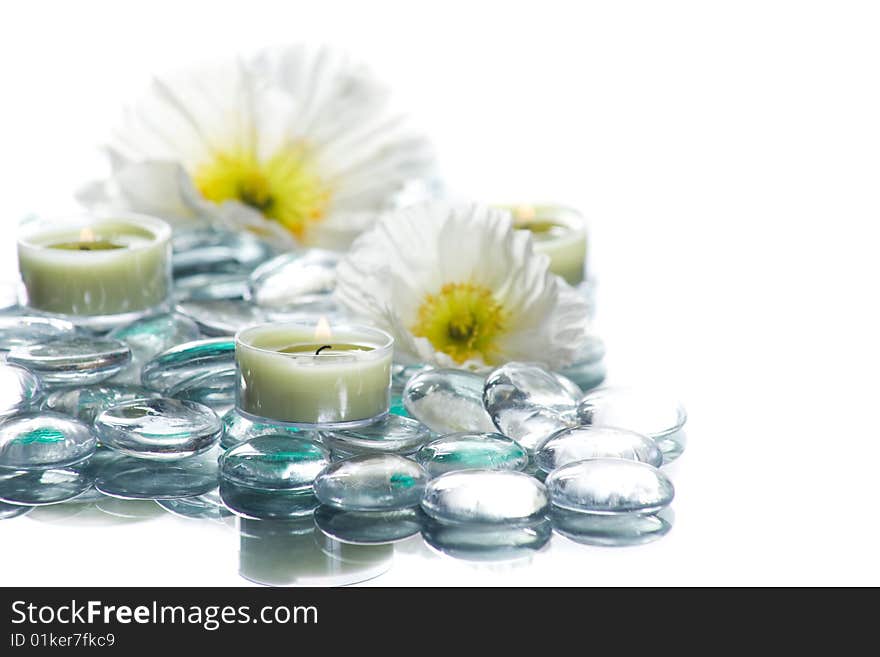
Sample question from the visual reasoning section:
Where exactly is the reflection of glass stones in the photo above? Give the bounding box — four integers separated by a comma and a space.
141, 338, 234, 394
314, 455, 428, 511
156, 489, 232, 520
108, 313, 200, 384
551, 507, 673, 547
249, 250, 339, 309
558, 335, 606, 391
313, 506, 424, 545
421, 470, 549, 524
545, 458, 674, 515
220, 482, 319, 520
94, 398, 221, 460
95, 448, 220, 499
0, 412, 96, 470
403, 369, 495, 434
0, 314, 78, 351
422, 517, 551, 562
7, 337, 131, 385
42, 385, 160, 423
416, 433, 528, 477
220, 435, 330, 491
320, 415, 433, 456
220, 410, 304, 450
0, 466, 94, 505
535, 426, 663, 472
0, 363, 42, 419
0, 500, 33, 519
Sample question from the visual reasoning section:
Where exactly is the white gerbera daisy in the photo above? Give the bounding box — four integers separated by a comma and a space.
78, 46, 435, 250
335, 203, 588, 371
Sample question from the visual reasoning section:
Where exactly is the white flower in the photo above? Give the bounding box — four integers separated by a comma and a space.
78, 46, 435, 250
335, 202, 588, 370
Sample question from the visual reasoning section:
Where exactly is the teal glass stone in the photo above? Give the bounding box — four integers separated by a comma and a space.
0, 412, 96, 470
220, 483, 319, 519
422, 517, 551, 562
41, 384, 161, 423
313, 506, 424, 545
551, 506, 674, 546
172, 227, 275, 276
0, 314, 78, 351
8, 337, 131, 385
320, 415, 433, 456
94, 398, 221, 460
141, 338, 234, 394
416, 432, 529, 477
546, 458, 675, 515
535, 426, 663, 472
220, 435, 330, 491
558, 335, 606, 391
248, 250, 338, 309
0, 363, 42, 419
403, 369, 495, 434
313, 454, 429, 511
108, 313, 200, 384
421, 470, 549, 524
220, 410, 303, 450
577, 387, 688, 462
0, 466, 94, 506
95, 447, 220, 499
0, 501, 33, 519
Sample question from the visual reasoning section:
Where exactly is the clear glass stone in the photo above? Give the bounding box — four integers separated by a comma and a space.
94, 397, 221, 459
42, 384, 161, 423
320, 415, 433, 456
220, 410, 304, 450
422, 517, 551, 562
403, 369, 495, 434
577, 387, 688, 462
0, 363, 42, 419
249, 250, 338, 309
108, 313, 200, 384
172, 227, 275, 276
0, 314, 78, 351
220, 483, 319, 519
0, 466, 94, 505
558, 335, 606, 391
314, 454, 429, 511
140, 338, 234, 394
220, 435, 330, 491
0, 501, 33, 519
314, 506, 424, 545
550, 507, 673, 546
166, 368, 236, 416
546, 458, 675, 515
95, 447, 220, 499
421, 469, 549, 524
416, 432, 528, 477
535, 426, 663, 472
490, 406, 573, 453
391, 363, 433, 394
7, 337, 131, 385
0, 412, 96, 470
174, 272, 250, 301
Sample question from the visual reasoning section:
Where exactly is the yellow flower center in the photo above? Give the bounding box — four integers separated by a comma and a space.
412, 282, 506, 364
193, 144, 331, 241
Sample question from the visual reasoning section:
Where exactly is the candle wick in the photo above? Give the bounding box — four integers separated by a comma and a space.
315, 345, 332, 355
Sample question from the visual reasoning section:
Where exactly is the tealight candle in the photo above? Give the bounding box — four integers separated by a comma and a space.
502, 204, 588, 286
17, 213, 171, 326
235, 319, 393, 428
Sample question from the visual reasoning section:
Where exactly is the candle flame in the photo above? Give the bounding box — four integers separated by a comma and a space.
79, 227, 97, 242
512, 204, 536, 224
314, 316, 332, 342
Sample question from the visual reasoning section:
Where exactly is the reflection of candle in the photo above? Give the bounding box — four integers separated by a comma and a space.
502, 204, 588, 286
235, 319, 393, 428
17, 214, 171, 319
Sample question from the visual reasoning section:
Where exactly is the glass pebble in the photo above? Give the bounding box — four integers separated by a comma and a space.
551, 506, 673, 547
421, 469, 549, 524
491, 406, 573, 453
0, 412, 96, 470
558, 335, 606, 391
108, 314, 200, 384
0, 467, 94, 506
220, 435, 330, 491
220, 410, 303, 450
174, 272, 250, 301
172, 227, 274, 276
7, 337, 131, 385
0, 314, 78, 351
314, 506, 424, 545
535, 426, 663, 472
422, 518, 551, 562
0, 363, 42, 419
220, 482, 319, 519
0, 501, 33, 519
577, 387, 688, 462
175, 299, 265, 336
403, 369, 495, 434
167, 368, 236, 415
249, 250, 338, 309
391, 363, 433, 394
140, 338, 234, 394
416, 432, 528, 477
546, 458, 675, 515
314, 454, 429, 511
320, 415, 433, 456
94, 397, 221, 460
95, 447, 220, 499
42, 384, 161, 423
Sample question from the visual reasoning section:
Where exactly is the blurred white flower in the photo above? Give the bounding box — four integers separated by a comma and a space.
336, 203, 588, 370
79, 46, 435, 250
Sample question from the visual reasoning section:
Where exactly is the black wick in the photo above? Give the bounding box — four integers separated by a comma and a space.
315, 345, 333, 355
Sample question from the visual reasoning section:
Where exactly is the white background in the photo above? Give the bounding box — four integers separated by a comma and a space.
1, 0, 879, 586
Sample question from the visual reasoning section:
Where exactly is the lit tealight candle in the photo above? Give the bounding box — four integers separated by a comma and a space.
17, 213, 172, 325
501, 204, 588, 286
235, 318, 393, 428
